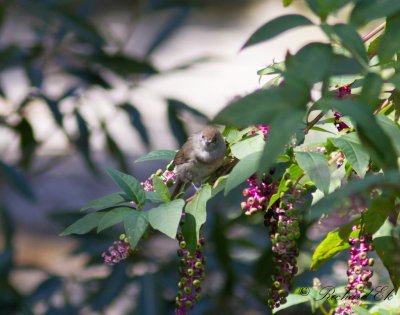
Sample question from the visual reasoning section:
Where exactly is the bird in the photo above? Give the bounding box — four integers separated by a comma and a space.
170, 125, 226, 199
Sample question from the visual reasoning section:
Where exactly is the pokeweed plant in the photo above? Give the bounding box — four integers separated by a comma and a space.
61, 0, 400, 314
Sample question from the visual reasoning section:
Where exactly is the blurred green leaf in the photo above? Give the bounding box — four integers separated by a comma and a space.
69, 69, 111, 89
91, 53, 158, 76
329, 133, 370, 178
0, 206, 14, 247
351, 306, 371, 315
375, 114, 400, 156
27, 277, 62, 305
285, 43, 333, 88
360, 73, 383, 110
60, 212, 105, 236
324, 23, 368, 67
148, 199, 185, 238
331, 54, 364, 75
124, 211, 149, 248
258, 110, 304, 176
0, 160, 34, 200
81, 192, 130, 211
135, 150, 176, 163
74, 110, 97, 173
242, 14, 313, 49
0, 45, 28, 70
350, 0, 400, 26
151, 175, 170, 203
28, 2, 105, 47
91, 263, 128, 310
224, 151, 262, 195
105, 168, 146, 209
230, 133, 264, 159
146, 6, 190, 56
104, 128, 129, 173
308, 172, 399, 220
43, 97, 64, 128
167, 100, 189, 147
305, 0, 352, 20
214, 87, 294, 128
373, 220, 400, 292
97, 207, 132, 233
181, 185, 212, 254
377, 12, 400, 64
257, 61, 285, 76
14, 117, 37, 169
296, 151, 330, 195
283, 0, 294, 7
119, 104, 150, 148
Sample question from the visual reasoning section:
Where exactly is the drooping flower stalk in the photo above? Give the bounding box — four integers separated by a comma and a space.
175, 233, 206, 315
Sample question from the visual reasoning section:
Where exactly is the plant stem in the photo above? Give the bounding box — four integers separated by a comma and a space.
304, 111, 325, 134
319, 305, 329, 315
373, 98, 390, 114
328, 152, 342, 166
362, 21, 386, 42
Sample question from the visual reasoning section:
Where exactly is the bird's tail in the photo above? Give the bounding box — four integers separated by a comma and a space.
170, 178, 184, 200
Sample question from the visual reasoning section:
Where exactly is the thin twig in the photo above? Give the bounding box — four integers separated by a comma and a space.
304, 112, 325, 134
373, 99, 390, 115
362, 21, 386, 42
328, 152, 343, 166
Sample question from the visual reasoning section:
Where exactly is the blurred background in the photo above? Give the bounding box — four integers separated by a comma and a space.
0, 0, 388, 314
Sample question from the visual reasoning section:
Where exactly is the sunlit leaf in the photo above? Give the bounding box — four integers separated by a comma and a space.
135, 150, 176, 163
81, 192, 130, 211
148, 199, 185, 238
60, 212, 105, 236
97, 207, 132, 232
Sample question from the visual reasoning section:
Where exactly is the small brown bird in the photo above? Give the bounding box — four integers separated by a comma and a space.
170, 125, 226, 199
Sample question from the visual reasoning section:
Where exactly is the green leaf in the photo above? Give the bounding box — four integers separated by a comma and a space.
305, 0, 352, 20
283, 0, 294, 7
329, 133, 370, 178
148, 199, 185, 238
360, 73, 383, 110
351, 305, 371, 315
224, 151, 262, 195
376, 114, 400, 156
311, 219, 359, 270
119, 103, 150, 148
135, 150, 177, 163
145, 191, 163, 203
373, 220, 400, 292
350, 0, 400, 26
308, 172, 400, 220
230, 133, 265, 159
257, 61, 285, 76
151, 175, 170, 203
331, 54, 364, 76
258, 110, 304, 176
81, 192, 130, 211
327, 23, 368, 67
181, 185, 212, 254
285, 43, 333, 88
322, 99, 398, 171
365, 197, 395, 235
90, 53, 158, 75
272, 293, 311, 313
97, 207, 132, 232
296, 151, 330, 195
60, 212, 105, 236
242, 14, 313, 49
105, 168, 146, 208
124, 210, 149, 248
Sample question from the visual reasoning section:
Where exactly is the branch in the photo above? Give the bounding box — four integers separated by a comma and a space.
362, 21, 386, 42
304, 111, 325, 134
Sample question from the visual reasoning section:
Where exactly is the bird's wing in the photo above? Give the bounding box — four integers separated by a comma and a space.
172, 137, 193, 166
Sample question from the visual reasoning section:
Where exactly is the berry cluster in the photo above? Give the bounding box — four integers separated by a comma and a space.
102, 234, 134, 266
141, 162, 176, 191
250, 124, 270, 139
335, 226, 374, 315
175, 234, 206, 315
334, 85, 352, 132
241, 170, 278, 215
265, 180, 307, 309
